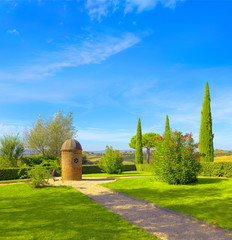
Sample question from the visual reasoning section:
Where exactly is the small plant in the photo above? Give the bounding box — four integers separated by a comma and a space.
27, 165, 50, 188
151, 131, 201, 184
98, 146, 124, 174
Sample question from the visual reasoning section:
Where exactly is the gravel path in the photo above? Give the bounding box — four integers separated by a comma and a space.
49, 177, 232, 240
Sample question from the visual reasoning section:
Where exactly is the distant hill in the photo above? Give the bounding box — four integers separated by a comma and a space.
214, 150, 232, 157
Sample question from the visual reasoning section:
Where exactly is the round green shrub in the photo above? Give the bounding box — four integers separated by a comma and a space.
98, 146, 124, 174
151, 131, 201, 184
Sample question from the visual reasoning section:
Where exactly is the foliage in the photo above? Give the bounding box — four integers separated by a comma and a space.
0, 184, 156, 240
20, 154, 59, 167
98, 146, 124, 174
0, 164, 137, 180
0, 133, 24, 167
27, 165, 50, 188
46, 110, 76, 157
24, 110, 77, 157
164, 115, 171, 138
199, 81, 214, 162
82, 165, 102, 174
135, 163, 154, 172
24, 115, 48, 156
0, 168, 29, 180
135, 118, 143, 164
103, 177, 232, 231
129, 133, 160, 164
82, 152, 88, 165
199, 162, 232, 178
0, 156, 13, 168
151, 131, 201, 184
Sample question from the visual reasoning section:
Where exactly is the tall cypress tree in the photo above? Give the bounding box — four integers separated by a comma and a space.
164, 115, 170, 137
135, 118, 143, 164
199, 82, 214, 162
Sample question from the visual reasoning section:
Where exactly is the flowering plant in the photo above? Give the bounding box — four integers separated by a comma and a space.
98, 146, 124, 174
151, 131, 200, 184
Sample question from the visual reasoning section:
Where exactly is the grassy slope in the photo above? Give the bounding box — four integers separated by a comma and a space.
102, 176, 232, 231
0, 184, 157, 240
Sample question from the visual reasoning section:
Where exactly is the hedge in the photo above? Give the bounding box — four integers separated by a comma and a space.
0, 168, 31, 181
135, 164, 154, 172
0, 164, 136, 180
199, 162, 232, 178
136, 162, 232, 178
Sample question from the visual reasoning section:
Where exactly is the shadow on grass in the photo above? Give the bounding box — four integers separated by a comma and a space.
0, 184, 155, 240
192, 177, 230, 184
104, 177, 232, 231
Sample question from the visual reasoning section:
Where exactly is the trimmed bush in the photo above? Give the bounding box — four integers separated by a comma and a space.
98, 146, 124, 174
21, 155, 59, 167
82, 165, 102, 174
0, 168, 30, 180
0, 164, 137, 180
200, 162, 232, 178
135, 164, 153, 172
124, 164, 136, 171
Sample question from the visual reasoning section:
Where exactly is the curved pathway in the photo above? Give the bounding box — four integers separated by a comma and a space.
49, 177, 232, 240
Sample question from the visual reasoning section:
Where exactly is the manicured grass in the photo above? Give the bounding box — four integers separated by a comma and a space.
82, 171, 152, 178
0, 184, 157, 240
102, 176, 232, 231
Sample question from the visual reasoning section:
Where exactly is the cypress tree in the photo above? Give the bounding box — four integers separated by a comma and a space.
199, 81, 214, 162
164, 115, 170, 137
135, 118, 143, 164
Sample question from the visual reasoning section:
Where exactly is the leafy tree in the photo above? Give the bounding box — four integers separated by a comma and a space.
164, 115, 171, 138
24, 115, 48, 155
24, 110, 77, 157
129, 133, 160, 163
0, 133, 24, 167
135, 118, 143, 164
199, 82, 214, 162
46, 110, 76, 157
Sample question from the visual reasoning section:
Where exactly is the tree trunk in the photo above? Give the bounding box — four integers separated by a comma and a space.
146, 148, 150, 164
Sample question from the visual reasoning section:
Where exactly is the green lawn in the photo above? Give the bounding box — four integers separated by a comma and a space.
102, 176, 232, 231
82, 171, 152, 178
0, 184, 157, 240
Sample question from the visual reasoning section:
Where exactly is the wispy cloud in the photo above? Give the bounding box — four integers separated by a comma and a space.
0, 32, 140, 83
85, 0, 119, 21
7, 29, 19, 35
85, 0, 184, 21
0, 123, 25, 136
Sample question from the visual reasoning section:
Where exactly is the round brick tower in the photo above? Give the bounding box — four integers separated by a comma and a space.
61, 139, 82, 181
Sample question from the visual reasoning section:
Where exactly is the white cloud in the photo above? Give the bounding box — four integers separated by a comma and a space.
85, 0, 183, 20
7, 29, 19, 35
0, 32, 140, 83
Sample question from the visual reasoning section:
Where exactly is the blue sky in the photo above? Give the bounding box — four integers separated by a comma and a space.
0, 0, 232, 151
